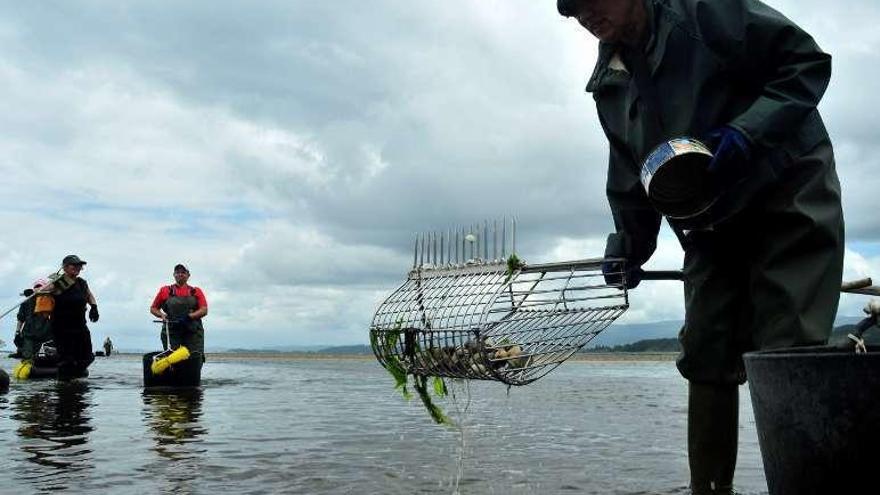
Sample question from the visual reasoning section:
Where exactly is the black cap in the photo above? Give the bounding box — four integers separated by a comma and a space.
62, 254, 87, 266
174, 264, 189, 273
557, 0, 583, 17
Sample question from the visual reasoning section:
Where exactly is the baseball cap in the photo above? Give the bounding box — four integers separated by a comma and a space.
62, 255, 87, 266
174, 264, 189, 273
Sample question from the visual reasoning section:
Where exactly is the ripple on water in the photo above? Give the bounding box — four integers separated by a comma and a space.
0, 356, 768, 493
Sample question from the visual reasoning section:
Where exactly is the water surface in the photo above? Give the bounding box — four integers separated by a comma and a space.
0, 355, 768, 494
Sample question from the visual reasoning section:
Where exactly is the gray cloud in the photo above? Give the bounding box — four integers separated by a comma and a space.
0, 1, 878, 348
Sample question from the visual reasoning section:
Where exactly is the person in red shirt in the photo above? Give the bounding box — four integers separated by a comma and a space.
150, 264, 208, 357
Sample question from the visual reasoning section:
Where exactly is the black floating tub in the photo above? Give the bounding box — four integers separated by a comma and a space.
29, 354, 60, 379
743, 345, 880, 495
142, 350, 203, 388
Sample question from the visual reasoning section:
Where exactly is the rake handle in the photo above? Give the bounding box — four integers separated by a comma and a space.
642, 271, 880, 295
641, 270, 683, 281
522, 259, 880, 294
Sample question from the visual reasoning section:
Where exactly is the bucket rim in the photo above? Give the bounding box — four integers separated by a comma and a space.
743, 344, 880, 360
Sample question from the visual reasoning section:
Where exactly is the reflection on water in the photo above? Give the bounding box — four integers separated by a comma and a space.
11, 381, 94, 490
142, 388, 206, 457
140, 388, 206, 493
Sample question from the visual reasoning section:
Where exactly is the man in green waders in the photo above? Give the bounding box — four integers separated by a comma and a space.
150, 264, 208, 358
557, 1, 844, 493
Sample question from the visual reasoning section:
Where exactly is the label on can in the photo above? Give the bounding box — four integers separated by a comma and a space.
640, 138, 712, 193
640, 141, 674, 192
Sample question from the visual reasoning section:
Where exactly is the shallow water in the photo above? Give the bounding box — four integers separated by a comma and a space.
0, 355, 768, 494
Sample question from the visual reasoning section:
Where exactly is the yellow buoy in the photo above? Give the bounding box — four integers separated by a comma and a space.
151, 346, 191, 375
13, 360, 33, 380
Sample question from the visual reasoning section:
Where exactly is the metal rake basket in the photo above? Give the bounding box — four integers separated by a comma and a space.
370, 220, 676, 386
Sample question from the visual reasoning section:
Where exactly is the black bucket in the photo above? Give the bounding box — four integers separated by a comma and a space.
743, 345, 880, 495
29, 353, 60, 379
142, 350, 203, 388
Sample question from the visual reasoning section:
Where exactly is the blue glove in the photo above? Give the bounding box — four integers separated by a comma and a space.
704, 126, 752, 190
601, 259, 644, 289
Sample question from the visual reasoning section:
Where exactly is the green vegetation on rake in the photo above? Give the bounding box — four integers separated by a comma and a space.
371, 320, 451, 425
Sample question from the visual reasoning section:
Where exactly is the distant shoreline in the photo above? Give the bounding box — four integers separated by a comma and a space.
108, 351, 678, 362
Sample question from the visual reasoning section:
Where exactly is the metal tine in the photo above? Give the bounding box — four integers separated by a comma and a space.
444, 229, 448, 266
513, 216, 517, 255
446, 228, 450, 266
440, 230, 445, 266
502, 218, 507, 259
469, 223, 474, 261
461, 226, 466, 263
419, 233, 425, 267
461, 226, 473, 263
471, 224, 480, 261
493, 219, 498, 262
448, 229, 453, 266
432, 231, 437, 266
484, 220, 489, 261
470, 223, 475, 261
477, 222, 482, 261
413, 235, 418, 269
475, 223, 480, 261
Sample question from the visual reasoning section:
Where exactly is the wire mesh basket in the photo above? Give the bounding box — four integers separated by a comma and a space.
370, 220, 631, 386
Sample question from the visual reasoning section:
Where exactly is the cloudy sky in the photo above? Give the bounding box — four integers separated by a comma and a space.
1, 0, 878, 350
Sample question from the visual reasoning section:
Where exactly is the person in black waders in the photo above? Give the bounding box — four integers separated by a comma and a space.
557, 1, 844, 494
16, 278, 52, 361
149, 264, 208, 360
50, 255, 100, 378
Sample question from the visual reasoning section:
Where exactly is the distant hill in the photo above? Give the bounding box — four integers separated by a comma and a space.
225, 348, 284, 354
214, 345, 373, 355
315, 345, 373, 355
584, 337, 680, 353
589, 320, 682, 348
583, 320, 879, 354
589, 315, 869, 349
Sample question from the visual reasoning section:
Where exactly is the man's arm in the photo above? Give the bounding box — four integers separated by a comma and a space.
16, 303, 27, 333
601, 115, 662, 267
693, 0, 832, 148
84, 280, 100, 323
150, 288, 167, 319
189, 288, 208, 320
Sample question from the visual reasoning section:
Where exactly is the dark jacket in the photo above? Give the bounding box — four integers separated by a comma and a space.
587, 0, 834, 265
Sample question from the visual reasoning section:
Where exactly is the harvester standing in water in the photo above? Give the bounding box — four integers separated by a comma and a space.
146, 263, 208, 387
557, 0, 843, 493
